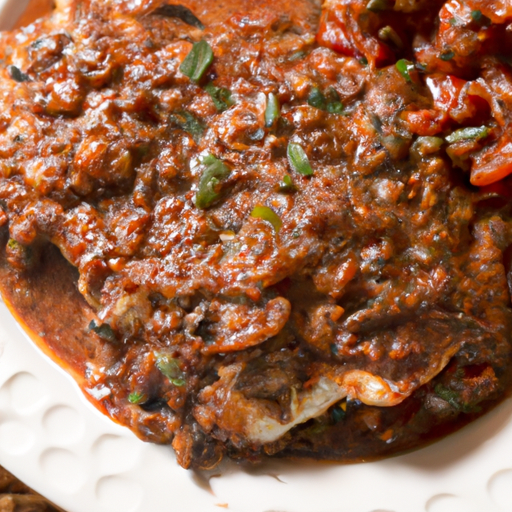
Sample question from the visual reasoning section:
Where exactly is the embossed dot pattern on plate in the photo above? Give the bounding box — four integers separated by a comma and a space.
96, 476, 144, 512
488, 469, 512, 511
40, 448, 87, 494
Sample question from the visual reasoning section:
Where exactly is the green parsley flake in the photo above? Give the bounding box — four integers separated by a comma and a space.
194, 154, 231, 209
287, 142, 314, 176
180, 40, 214, 83
250, 205, 282, 233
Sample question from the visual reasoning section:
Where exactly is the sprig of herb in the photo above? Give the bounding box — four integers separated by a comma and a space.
265, 92, 280, 128
204, 82, 234, 112
287, 142, 314, 176
169, 110, 204, 141
9, 66, 29, 83
155, 353, 186, 387
88, 320, 117, 343
445, 126, 490, 144
251, 205, 282, 232
180, 40, 213, 83
434, 384, 482, 413
367, 0, 390, 12
128, 392, 147, 404
308, 87, 344, 114
308, 87, 327, 110
194, 154, 231, 209
396, 59, 415, 83
278, 174, 297, 193
440, 50, 455, 61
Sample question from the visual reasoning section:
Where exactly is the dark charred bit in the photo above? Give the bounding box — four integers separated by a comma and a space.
172, 423, 223, 470
152, 4, 204, 29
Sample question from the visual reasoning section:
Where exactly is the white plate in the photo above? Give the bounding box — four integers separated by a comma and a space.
1, 2, 512, 512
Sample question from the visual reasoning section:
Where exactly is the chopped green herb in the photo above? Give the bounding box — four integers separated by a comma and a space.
179, 40, 213, 83
331, 406, 346, 423
250, 205, 282, 233
9, 65, 29, 83
153, 4, 205, 29
155, 353, 186, 387
287, 142, 314, 176
292, 229, 301, 238
449, 17, 457, 26
265, 92, 280, 128
327, 101, 344, 114
396, 59, 415, 83
359, 57, 369, 66
308, 87, 327, 110
88, 320, 117, 343
7, 239, 19, 250
471, 10, 482, 22
434, 384, 481, 413
378, 25, 403, 49
445, 126, 490, 144
128, 392, 146, 404
194, 154, 231, 209
249, 128, 265, 141
169, 110, 204, 141
367, 0, 390, 12
288, 51, 306, 62
308, 87, 343, 114
412, 136, 444, 157
6, 238, 33, 266
204, 82, 234, 112
278, 174, 296, 193
440, 50, 455, 61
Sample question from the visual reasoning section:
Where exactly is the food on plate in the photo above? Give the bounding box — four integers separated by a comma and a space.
0, 0, 512, 469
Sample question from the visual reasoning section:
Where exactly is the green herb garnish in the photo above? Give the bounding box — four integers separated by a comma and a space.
287, 142, 314, 176
471, 10, 482, 22
440, 50, 455, 61
308, 87, 343, 114
180, 40, 214, 83
278, 174, 296, 193
128, 392, 146, 404
378, 25, 403, 49
412, 136, 444, 157
327, 101, 344, 114
250, 205, 282, 233
204, 82, 234, 112
289, 51, 306, 62
445, 126, 490, 144
194, 154, 231, 209
331, 406, 346, 423
153, 4, 204, 29
265, 92, 280, 128
89, 320, 117, 343
169, 110, 204, 141
434, 384, 481, 413
9, 66, 29, 83
308, 87, 327, 110
396, 59, 415, 83
155, 353, 186, 387
367, 0, 390, 12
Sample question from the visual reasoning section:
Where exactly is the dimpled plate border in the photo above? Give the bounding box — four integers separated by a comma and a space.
2, 2, 512, 511
4, 299, 512, 512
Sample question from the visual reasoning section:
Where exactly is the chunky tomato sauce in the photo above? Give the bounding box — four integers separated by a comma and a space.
0, 0, 512, 469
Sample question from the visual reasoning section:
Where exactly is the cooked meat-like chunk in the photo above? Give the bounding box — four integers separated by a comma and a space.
0, 0, 512, 470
